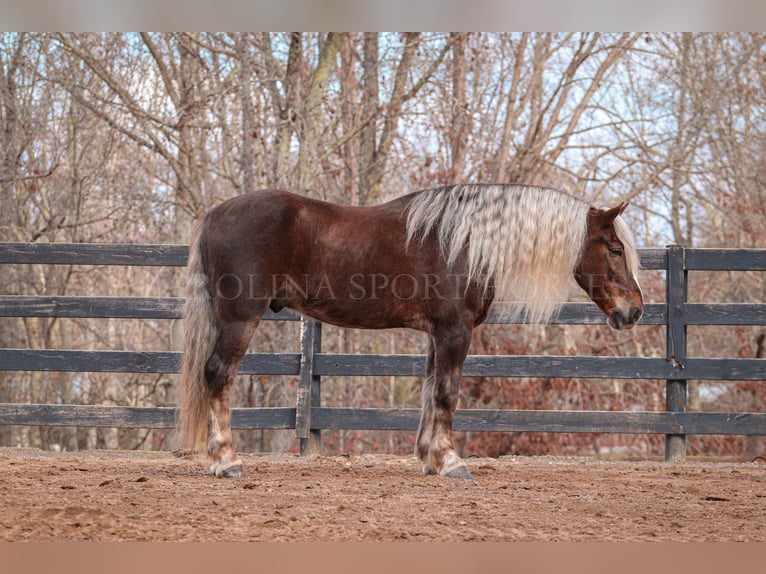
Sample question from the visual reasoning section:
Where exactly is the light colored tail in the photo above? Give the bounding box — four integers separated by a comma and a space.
178, 217, 218, 454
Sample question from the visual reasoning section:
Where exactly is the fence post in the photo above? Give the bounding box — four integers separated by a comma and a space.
296, 316, 322, 455
665, 245, 688, 462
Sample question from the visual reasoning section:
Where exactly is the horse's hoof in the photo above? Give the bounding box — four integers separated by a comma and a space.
210, 462, 245, 478
445, 466, 474, 480
222, 464, 245, 479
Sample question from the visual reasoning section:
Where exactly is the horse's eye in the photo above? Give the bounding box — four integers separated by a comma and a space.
609, 247, 624, 257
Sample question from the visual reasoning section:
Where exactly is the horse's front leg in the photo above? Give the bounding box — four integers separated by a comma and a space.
416, 325, 473, 480
415, 342, 436, 473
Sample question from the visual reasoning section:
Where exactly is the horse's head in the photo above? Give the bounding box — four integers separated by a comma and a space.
575, 203, 643, 330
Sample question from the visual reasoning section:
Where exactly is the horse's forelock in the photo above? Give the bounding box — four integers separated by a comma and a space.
612, 213, 641, 281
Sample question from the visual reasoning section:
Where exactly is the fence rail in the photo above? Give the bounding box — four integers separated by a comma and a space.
1, 242, 765, 461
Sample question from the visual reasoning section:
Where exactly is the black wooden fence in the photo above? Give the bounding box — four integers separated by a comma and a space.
0, 242, 765, 461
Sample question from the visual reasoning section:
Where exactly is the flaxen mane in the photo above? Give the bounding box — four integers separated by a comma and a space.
405, 184, 639, 323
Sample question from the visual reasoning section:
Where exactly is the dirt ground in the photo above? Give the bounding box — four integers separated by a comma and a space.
0, 447, 764, 541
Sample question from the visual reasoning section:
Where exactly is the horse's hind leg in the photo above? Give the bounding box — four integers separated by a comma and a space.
416, 324, 473, 480
204, 308, 264, 478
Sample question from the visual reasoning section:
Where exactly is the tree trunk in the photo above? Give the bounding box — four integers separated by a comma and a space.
340, 34, 360, 204
450, 33, 468, 181
298, 33, 344, 195
264, 32, 303, 189
237, 33, 255, 196
490, 33, 529, 182
670, 32, 693, 247
359, 33, 379, 204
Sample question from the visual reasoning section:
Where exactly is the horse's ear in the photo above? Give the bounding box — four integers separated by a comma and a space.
618, 201, 629, 214
601, 202, 629, 224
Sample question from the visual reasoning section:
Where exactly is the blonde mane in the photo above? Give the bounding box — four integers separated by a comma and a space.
612, 211, 641, 284
405, 184, 635, 323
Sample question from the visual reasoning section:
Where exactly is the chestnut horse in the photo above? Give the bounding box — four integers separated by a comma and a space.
178, 184, 643, 479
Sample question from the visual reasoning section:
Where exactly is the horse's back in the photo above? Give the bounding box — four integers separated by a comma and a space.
198, 188, 410, 279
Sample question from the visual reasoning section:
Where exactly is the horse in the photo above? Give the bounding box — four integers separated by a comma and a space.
178, 184, 643, 479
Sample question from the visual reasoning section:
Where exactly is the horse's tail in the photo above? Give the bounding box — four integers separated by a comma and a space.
178, 217, 217, 454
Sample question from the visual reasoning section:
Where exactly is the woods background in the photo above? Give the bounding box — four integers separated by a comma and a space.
1, 32, 764, 458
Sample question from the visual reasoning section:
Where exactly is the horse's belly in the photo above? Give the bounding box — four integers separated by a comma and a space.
289, 297, 414, 330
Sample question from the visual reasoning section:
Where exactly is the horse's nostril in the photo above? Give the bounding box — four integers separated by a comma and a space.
630, 307, 642, 323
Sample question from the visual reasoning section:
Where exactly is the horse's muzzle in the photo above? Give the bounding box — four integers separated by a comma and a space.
608, 306, 642, 330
